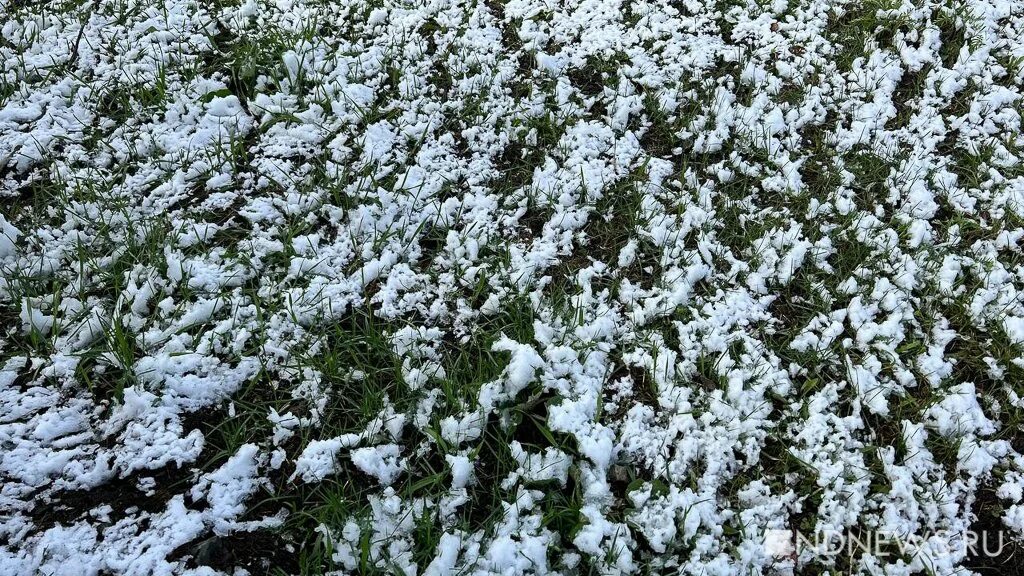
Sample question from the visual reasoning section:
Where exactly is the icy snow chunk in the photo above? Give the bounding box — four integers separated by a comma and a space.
957, 437, 1007, 476
617, 239, 638, 267
361, 401, 406, 442
19, 299, 54, 334
478, 336, 544, 410
926, 382, 997, 437
1004, 316, 1024, 345
903, 179, 939, 219
0, 214, 20, 258
505, 441, 571, 487
268, 408, 299, 445
848, 356, 891, 416
191, 443, 262, 534
536, 52, 568, 75
936, 255, 961, 295
446, 454, 474, 489
351, 444, 406, 485
291, 434, 360, 483
341, 83, 375, 109
360, 121, 397, 164
440, 411, 485, 446
111, 401, 206, 477
176, 222, 221, 248
1005, 504, 1024, 535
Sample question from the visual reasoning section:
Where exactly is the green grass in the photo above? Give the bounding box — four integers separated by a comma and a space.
4, 0, 1024, 573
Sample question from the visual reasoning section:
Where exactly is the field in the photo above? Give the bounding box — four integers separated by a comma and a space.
3, 0, 1024, 574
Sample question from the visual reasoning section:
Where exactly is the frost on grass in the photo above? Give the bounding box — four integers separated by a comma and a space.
2, 0, 1024, 574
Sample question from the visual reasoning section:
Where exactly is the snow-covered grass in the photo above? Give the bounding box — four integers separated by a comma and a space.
3, 0, 1024, 574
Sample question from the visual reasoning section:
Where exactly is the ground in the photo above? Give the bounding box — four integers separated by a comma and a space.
2, 0, 1024, 574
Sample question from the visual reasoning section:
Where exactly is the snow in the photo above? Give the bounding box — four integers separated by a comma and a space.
503, 442, 572, 488
1005, 316, 1024, 344
291, 434, 360, 483
0, 215, 20, 259
3, 0, 1024, 572
350, 444, 407, 486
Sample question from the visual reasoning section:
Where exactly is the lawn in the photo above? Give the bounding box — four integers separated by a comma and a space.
2, 0, 1024, 574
